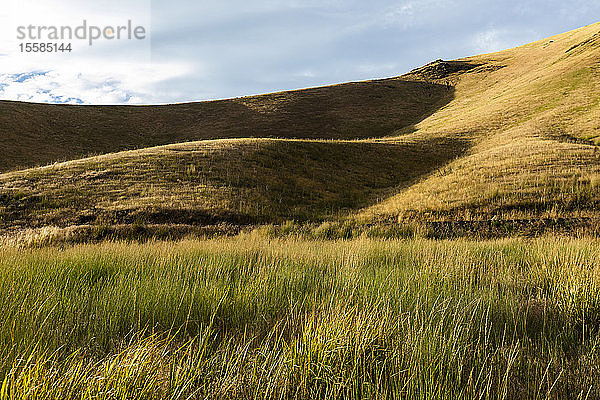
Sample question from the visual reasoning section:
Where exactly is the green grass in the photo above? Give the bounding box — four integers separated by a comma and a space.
1, 235, 600, 398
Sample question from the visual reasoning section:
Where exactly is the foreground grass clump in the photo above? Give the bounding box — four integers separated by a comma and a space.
1, 236, 600, 399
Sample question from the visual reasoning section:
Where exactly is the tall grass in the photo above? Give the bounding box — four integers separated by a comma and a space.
0, 235, 599, 398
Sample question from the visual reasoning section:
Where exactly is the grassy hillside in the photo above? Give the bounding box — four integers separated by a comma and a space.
2, 22, 600, 238
0, 136, 467, 235
0, 78, 451, 172
361, 22, 600, 224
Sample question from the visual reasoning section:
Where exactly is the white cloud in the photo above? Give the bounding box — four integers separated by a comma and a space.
0, 61, 192, 104
0, 0, 193, 104
295, 70, 316, 78
472, 28, 505, 54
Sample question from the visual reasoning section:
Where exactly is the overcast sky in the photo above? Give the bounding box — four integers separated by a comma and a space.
0, 0, 598, 104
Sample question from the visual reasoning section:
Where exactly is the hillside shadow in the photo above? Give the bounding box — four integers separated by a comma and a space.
0, 133, 471, 231
0, 79, 455, 173
228, 79, 456, 140
0, 77, 467, 231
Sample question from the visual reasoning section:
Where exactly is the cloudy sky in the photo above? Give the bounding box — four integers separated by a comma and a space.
0, 0, 598, 104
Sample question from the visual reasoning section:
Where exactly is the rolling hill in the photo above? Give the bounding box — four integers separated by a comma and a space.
360, 22, 600, 225
2, 22, 600, 240
0, 78, 451, 173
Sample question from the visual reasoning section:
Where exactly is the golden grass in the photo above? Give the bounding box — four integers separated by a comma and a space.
0, 136, 467, 231
1, 236, 600, 398
361, 21, 600, 223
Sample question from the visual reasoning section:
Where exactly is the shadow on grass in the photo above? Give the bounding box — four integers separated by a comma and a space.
0, 78, 456, 172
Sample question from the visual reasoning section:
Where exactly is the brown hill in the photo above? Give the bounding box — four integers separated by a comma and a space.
2, 22, 600, 240
0, 78, 452, 172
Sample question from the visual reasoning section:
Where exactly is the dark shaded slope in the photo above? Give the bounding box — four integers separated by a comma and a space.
0, 78, 453, 172
0, 136, 468, 232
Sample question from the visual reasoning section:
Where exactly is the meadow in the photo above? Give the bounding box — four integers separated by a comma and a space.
1, 23, 600, 400
1, 234, 599, 399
